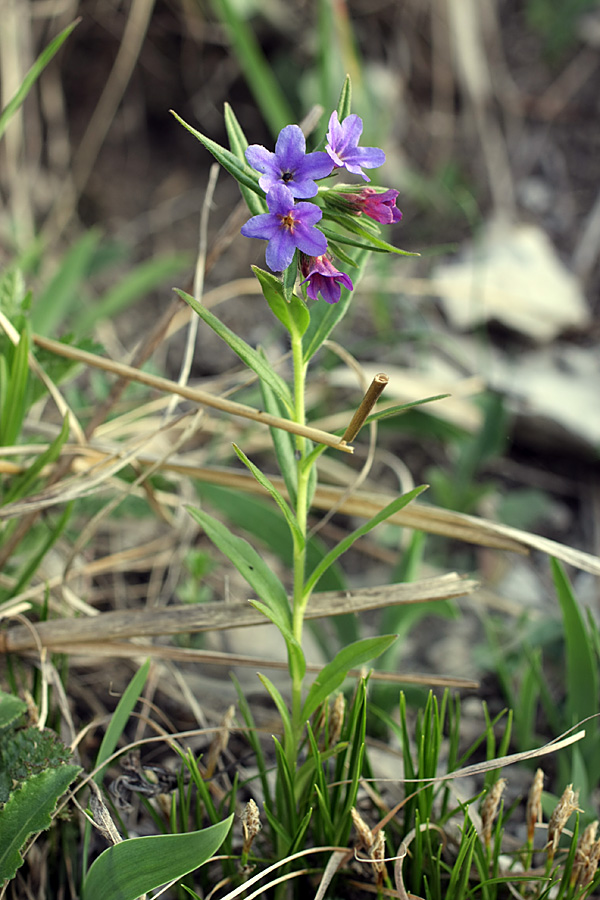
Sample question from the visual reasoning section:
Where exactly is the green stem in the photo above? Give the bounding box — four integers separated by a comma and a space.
290, 330, 310, 737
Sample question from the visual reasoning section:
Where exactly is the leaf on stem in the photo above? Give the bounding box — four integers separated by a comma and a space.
302, 635, 397, 721
303, 485, 428, 597
232, 443, 304, 550
175, 288, 293, 413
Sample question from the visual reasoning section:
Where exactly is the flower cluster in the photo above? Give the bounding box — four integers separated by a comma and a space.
241, 111, 402, 303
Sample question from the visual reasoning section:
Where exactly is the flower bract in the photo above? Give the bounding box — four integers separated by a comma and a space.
326, 111, 386, 182
300, 254, 353, 304
343, 187, 402, 224
245, 124, 334, 199
240, 184, 327, 272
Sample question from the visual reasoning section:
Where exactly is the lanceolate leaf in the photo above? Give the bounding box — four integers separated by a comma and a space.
252, 266, 310, 338
0, 765, 80, 884
175, 289, 293, 413
303, 485, 428, 598
170, 112, 264, 196
224, 103, 267, 217
187, 505, 292, 630
81, 817, 233, 900
302, 635, 397, 721
232, 444, 304, 550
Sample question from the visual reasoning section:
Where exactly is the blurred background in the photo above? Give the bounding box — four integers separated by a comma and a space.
1, 0, 600, 667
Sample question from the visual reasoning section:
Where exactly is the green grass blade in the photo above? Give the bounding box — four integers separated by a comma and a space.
303, 485, 428, 597
175, 288, 293, 412
81, 817, 233, 900
0, 20, 79, 141
207, 0, 293, 135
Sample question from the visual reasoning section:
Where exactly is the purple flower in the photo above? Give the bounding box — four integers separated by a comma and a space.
326, 111, 386, 182
300, 254, 353, 304
342, 187, 402, 224
245, 124, 334, 199
241, 184, 327, 272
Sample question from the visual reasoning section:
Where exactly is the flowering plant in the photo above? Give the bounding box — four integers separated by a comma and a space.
171, 77, 425, 863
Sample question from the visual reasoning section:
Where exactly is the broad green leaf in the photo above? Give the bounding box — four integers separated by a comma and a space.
170, 112, 265, 196
0, 692, 27, 730
252, 266, 309, 338
224, 104, 267, 217
0, 20, 79, 140
0, 765, 80, 884
187, 505, 292, 628
302, 249, 368, 362
207, 0, 293, 135
232, 444, 304, 550
75, 254, 190, 334
302, 635, 397, 721
33, 230, 102, 335
303, 484, 429, 597
81, 817, 233, 900
175, 288, 293, 413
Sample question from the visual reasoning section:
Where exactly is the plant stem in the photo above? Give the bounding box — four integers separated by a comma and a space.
290, 330, 310, 735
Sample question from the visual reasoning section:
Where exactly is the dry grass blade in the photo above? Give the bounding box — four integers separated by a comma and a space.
31, 333, 353, 453
0, 573, 477, 652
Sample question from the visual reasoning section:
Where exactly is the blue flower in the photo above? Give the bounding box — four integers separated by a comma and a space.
300, 254, 353, 304
241, 184, 327, 272
326, 111, 386, 182
245, 124, 334, 199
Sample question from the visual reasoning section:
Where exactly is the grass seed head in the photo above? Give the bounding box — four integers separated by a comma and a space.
481, 777, 507, 848
526, 768, 544, 845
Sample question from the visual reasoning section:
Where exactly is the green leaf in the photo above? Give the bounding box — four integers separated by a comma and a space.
2, 416, 69, 506
303, 485, 428, 597
0, 765, 80, 884
223, 104, 267, 217
320, 217, 419, 256
81, 817, 233, 900
302, 635, 397, 721
187, 505, 291, 628
74, 254, 190, 334
552, 559, 598, 721
337, 75, 352, 122
170, 112, 265, 196
0, 327, 29, 446
0, 20, 79, 141
232, 444, 304, 550
257, 674, 294, 755
175, 288, 293, 413
0, 692, 27, 730
252, 266, 310, 338
259, 381, 298, 507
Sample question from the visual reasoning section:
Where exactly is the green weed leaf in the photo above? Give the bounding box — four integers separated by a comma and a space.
81, 816, 233, 900
0, 765, 80, 884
